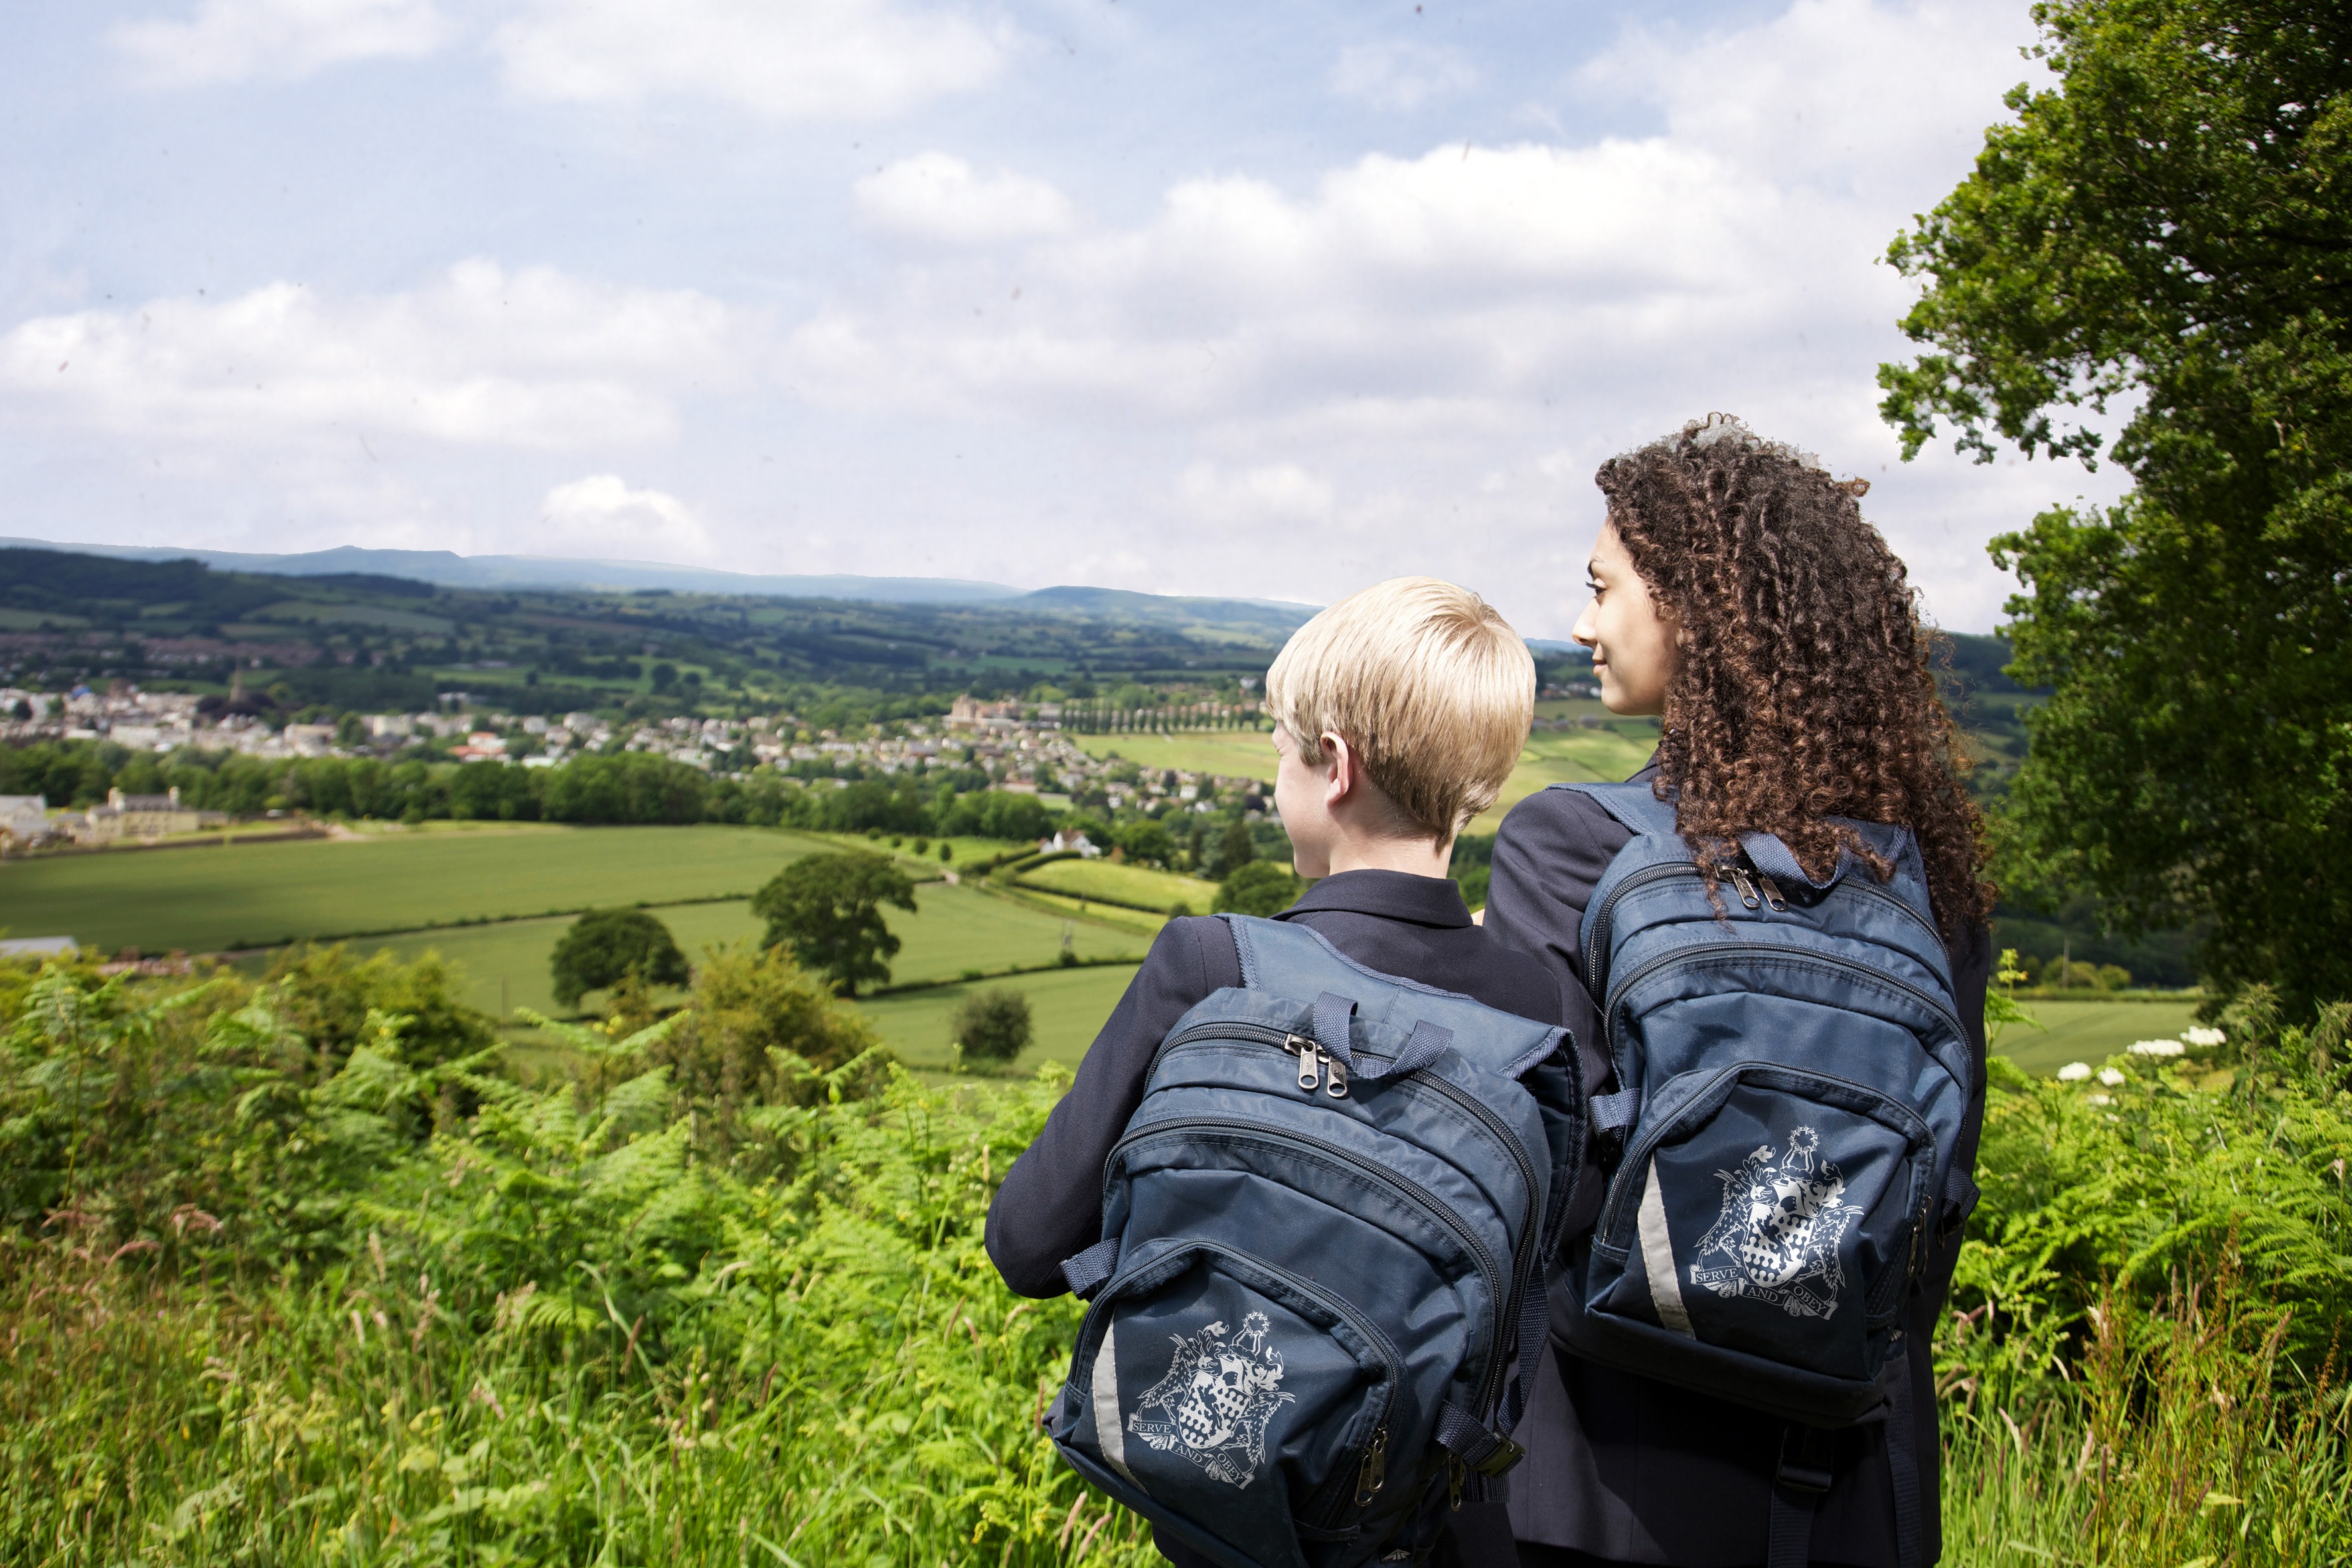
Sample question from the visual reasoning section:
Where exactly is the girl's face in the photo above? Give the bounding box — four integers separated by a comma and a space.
1573, 522, 1678, 716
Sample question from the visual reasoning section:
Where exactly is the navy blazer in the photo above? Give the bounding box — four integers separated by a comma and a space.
1484, 771, 1990, 1568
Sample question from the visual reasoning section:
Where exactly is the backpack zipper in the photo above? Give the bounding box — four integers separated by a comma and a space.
1581, 861, 1949, 996
1110, 1115, 1512, 1415
1601, 939, 1971, 1076
1152, 1030, 1549, 1420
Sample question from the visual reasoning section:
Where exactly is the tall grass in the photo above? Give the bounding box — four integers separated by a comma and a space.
3, 950, 2350, 1565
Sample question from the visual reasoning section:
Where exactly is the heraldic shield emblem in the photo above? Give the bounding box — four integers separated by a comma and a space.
1129, 1312, 1296, 1488
1690, 1126, 1864, 1320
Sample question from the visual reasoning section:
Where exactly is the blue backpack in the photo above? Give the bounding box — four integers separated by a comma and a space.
1554, 783, 1978, 1568
1047, 914, 1584, 1568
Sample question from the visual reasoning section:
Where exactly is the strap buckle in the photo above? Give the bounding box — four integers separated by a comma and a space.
1777, 1424, 1836, 1495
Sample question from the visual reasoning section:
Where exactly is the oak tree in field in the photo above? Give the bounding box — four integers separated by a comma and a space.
550, 909, 690, 1010
1879, 0, 2352, 1012
950, 986, 1033, 1067
752, 850, 918, 996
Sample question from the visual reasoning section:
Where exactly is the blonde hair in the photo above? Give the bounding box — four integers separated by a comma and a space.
1265, 577, 1533, 844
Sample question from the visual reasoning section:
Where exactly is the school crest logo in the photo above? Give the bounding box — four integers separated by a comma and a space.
1129, 1312, 1294, 1488
1689, 1126, 1861, 1320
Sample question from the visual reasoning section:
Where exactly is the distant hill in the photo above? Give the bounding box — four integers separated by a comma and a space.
0, 536, 1021, 606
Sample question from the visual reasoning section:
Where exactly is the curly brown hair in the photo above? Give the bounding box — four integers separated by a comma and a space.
1597, 415, 1994, 943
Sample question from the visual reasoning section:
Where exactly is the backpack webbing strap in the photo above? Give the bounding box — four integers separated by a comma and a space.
1766, 1425, 1834, 1568
1887, 1350, 1925, 1568
1433, 1401, 1526, 1478
1498, 1275, 1551, 1433
1589, 1087, 1641, 1137
1061, 1238, 1119, 1300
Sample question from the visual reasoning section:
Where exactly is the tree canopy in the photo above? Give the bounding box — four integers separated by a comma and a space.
549, 909, 690, 1010
751, 851, 918, 997
1879, 0, 2352, 1013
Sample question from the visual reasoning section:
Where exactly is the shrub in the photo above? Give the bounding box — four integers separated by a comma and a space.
548, 908, 690, 1010
1215, 860, 1304, 917
951, 988, 1034, 1066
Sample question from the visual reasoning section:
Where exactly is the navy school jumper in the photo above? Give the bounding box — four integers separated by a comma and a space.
1482, 767, 1991, 1568
984, 868, 1582, 1568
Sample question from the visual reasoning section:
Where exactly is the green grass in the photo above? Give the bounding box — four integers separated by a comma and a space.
1470, 726, 1661, 834
1017, 858, 1217, 913
1995, 995, 2211, 1076
1072, 730, 1279, 781
852, 962, 1143, 1073
996, 886, 1172, 938
347, 884, 1146, 1021
0, 826, 836, 953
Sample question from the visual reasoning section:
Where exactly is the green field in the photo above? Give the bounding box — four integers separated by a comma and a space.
0, 825, 836, 953
854, 962, 1142, 1072
1994, 995, 2209, 1076
1471, 726, 1661, 834
1073, 730, 1280, 782
354, 882, 1144, 1018
1018, 857, 1218, 913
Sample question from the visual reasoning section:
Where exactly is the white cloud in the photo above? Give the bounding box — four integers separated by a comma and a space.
110, 0, 452, 86
855, 154, 1076, 246
0, 259, 747, 450
1330, 40, 1478, 110
769, 0, 2110, 631
490, 0, 1012, 119
535, 475, 713, 560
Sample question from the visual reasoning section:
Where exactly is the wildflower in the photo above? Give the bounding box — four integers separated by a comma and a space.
2183, 1026, 2226, 1048
2128, 1039, 2185, 1056
2087, 1093, 2112, 1106
2098, 1067, 2126, 1086
2058, 1061, 2092, 1081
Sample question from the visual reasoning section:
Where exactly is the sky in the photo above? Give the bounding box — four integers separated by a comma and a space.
0, 0, 2128, 636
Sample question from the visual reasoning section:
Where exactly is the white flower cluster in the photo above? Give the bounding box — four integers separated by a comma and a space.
2128, 1038, 2186, 1057
2098, 1067, 2126, 1086
2058, 1061, 2092, 1081
2183, 1026, 2227, 1048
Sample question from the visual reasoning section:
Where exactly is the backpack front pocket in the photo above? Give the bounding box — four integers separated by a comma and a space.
1587, 1065, 1933, 1385
1056, 1239, 1399, 1568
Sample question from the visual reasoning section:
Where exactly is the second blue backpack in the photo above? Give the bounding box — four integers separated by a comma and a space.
1046, 914, 1584, 1568
1555, 781, 1978, 1430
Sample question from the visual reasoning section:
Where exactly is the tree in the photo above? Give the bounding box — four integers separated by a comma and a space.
751, 850, 918, 996
1215, 861, 1304, 918
1115, 819, 1173, 867
949, 987, 1033, 1067
1878, 0, 2352, 1014
1213, 819, 1257, 878
550, 909, 690, 1009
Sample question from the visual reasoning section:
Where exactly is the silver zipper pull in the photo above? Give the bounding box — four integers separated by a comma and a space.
1755, 873, 1789, 912
1292, 1036, 1320, 1092
1354, 1427, 1389, 1505
1727, 866, 1761, 909
1324, 1051, 1348, 1099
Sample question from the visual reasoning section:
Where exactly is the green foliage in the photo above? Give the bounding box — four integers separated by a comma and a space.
0, 952, 1154, 1565
751, 850, 919, 997
547, 909, 688, 1010
1877, 0, 2352, 1013
1215, 861, 1304, 917
951, 988, 1035, 1067
1212, 819, 1256, 878
1111, 819, 1172, 868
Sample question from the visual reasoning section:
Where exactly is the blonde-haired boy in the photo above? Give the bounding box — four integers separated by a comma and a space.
986, 576, 1564, 1568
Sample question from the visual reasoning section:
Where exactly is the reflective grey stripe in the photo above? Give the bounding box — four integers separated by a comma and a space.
1091, 1319, 1138, 1484
1637, 1158, 1695, 1338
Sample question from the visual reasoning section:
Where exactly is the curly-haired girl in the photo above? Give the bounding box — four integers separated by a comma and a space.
1482, 414, 1993, 1568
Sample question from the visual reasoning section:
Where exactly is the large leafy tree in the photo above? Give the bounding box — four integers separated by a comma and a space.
752, 851, 918, 996
549, 909, 690, 1010
1879, 0, 2352, 1013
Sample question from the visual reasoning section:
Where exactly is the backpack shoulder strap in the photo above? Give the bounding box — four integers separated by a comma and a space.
1551, 780, 1680, 842
1221, 913, 1567, 1084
